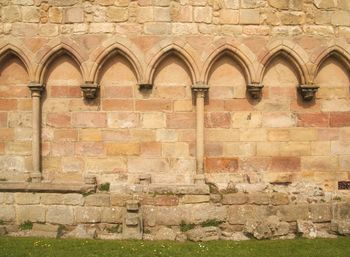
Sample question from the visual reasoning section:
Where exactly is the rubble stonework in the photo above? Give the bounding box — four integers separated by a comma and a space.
0, 0, 350, 240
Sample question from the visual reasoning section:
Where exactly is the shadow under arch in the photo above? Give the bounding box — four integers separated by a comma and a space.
312, 46, 350, 83
35, 45, 86, 84
146, 45, 199, 85
259, 47, 308, 85
202, 45, 255, 85
0, 45, 33, 80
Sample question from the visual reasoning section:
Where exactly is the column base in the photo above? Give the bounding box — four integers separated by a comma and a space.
194, 174, 206, 184
30, 172, 42, 183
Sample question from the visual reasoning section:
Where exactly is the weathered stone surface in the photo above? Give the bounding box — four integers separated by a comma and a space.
64, 224, 97, 239
180, 195, 210, 204
297, 220, 317, 239
333, 203, 350, 220
186, 226, 220, 242
41, 193, 84, 205
154, 226, 177, 240
46, 206, 74, 225
15, 193, 40, 205
0, 226, 7, 236
74, 207, 101, 223
222, 193, 248, 205
84, 194, 110, 207
271, 193, 290, 205
228, 205, 272, 225
244, 215, 289, 240
101, 207, 123, 223
0, 205, 15, 222
309, 204, 332, 222
0, 193, 14, 204
331, 219, 350, 236
16, 205, 46, 223
275, 205, 309, 222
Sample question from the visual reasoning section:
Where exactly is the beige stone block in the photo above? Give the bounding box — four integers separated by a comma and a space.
46, 206, 74, 225
223, 142, 256, 156
49, 7, 63, 23
50, 0, 79, 6
144, 22, 171, 34
64, 7, 84, 23
16, 205, 46, 223
137, 6, 153, 23
322, 100, 350, 112
194, 6, 212, 23
130, 130, 156, 142
280, 142, 310, 156
206, 129, 240, 142
15, 193, 40, 205
39, 24, 59, 36
311, 141, 330, 156
289, 129, 317, 141
314, 0, 337, 9
156, 129, 178, 142
142, 113, 166, 128
301, 156, 338, 171
0, 193, 14, 204
41, 193, 84, 205
268, 0, 289, 9
339, 155, 350, 170
240, 9, 260, 24
303, 25, 334, 36
257, 142, 281, 156
9, 112, 32, 128
154, 7, 171, 21
101, 207, 123, 223
85, 194, 110, 207
62, 157, 84, 172
180, 195, 210, 204
15, 128, 32, 141
0, 156, 26, 173
86, 157, 126, 173
240, 128, 267, 142
231, 112, 262, 128
106, 7, 128, 22
89, 23, 114, 33
128, 158, 169, 173
108, 113, 139, 129
331, 141, 350, 154
106, 143, 140, 156
162, 142, 189, 157
280, 11, 305, 25
6, 142, 31, 155
268, 129, 290, 141
79, 129, 102, 141
174, 100, 193, 112
219, 9, 239, 24
0, 205, 15, 222
2, 6, 21, 22
74, 207, 101, 223
332, 11, 350, 26
22, 6, 40, 23
271, 26, 302, 36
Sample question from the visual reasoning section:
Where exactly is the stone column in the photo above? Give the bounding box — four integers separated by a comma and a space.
28, 83, 44, 182
192, 83, 209, 184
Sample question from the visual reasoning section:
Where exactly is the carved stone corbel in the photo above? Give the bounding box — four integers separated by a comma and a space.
81, 83, 99, 99
138, 83, 153, 92
247, 83, 264, 99
299, 84, 319, 101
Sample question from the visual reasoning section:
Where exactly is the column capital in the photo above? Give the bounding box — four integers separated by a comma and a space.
28, 82, 44, 97
299, 84, 319, 101
247, 83, 264, 99
191, 83, 209, 96
81, 82, 99, 100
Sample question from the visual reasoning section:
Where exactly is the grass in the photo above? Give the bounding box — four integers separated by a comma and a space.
98, 183, 110, 192
0, 237, 350, 257
19, 221, 33, 231
179, 220, 195, 232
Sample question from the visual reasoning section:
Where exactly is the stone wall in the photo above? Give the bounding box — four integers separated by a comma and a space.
0, 0, 350, 240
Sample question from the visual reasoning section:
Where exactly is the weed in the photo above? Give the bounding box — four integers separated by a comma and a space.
19, 220, 33, 231
26, 177, 32, 183
180, 220, 195, 232
0, 178, 7, 182
82, 191, 94, 197
333, 196, 342, 201
200, 219, 223, 227
57, 225, 66, 238
143, 228, 151, 234
98, 183, 110, 192
0, 220, 4, 225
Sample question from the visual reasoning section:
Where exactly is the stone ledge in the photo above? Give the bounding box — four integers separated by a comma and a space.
145, 184, 210, 195
0, 182, 96, 193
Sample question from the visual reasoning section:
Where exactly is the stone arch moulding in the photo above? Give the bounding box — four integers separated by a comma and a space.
257, 42, 310, 85
311, 45, 350, 83
34, 42, 87, 84
145, 43, 200, 85
89, 43, 144, 84
0, 43, 34, 81
201, 44, 256, 85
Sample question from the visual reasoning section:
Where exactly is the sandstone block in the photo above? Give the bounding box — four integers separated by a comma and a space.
39, 24, 59, 36
46, 206, 74, 225
41, 193, 84, 205
72, 112, 107, 128
309, 204, 332, 222
15, 193, 40, 205
240, 9, 260, 24
275, 204, 309, 222
222, 193, 248, 205
2, 6, 21, 22
248, 193, 270, 205
49, 7, 63, 23
106, 143, 140, 156
0, 193, 14, 204
271, 193, 289, 205
85, 194, 110, 207
0, 205, 15, 222
107, 7, 128, 22
144, 22, 172, 34
333, 203, 350, 220
74, 207, 101, 223
86, 158, 126, 173
180, 195, 210, 204
107, 113, 139, 129
142, 113, 166, 128
16, 205, 46, 223
22, 6, 40, 23
194, 6, 212, 23
162, 142, 189, 157
89, 23, 114, 33
186, 226, 220, 242
206, 157, 239, 173
64, 224, 97, 239
228, 205, 271, 225
270, 156, 301, 172
101, 207, 123, 223
154, 226, 176, 240
64, 7, 84, 23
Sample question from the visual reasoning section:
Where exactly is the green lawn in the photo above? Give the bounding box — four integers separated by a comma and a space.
0, 237, 350, 257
